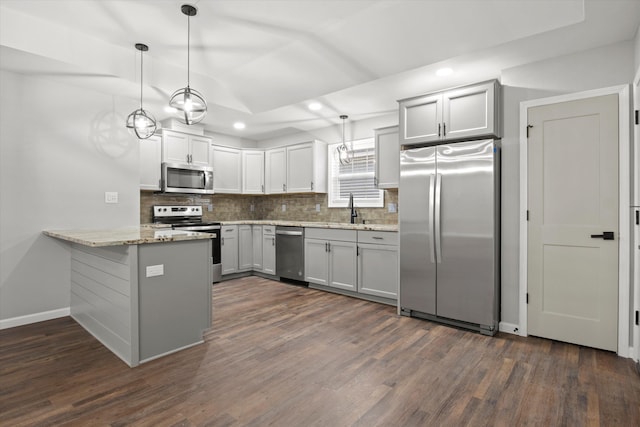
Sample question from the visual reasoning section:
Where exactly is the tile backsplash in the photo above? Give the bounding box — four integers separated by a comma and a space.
141, 189, 398, 224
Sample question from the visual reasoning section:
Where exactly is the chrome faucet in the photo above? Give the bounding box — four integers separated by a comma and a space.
348, 192, 358, 224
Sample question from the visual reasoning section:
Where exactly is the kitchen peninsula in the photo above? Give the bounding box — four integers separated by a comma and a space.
43, 227, 213, 367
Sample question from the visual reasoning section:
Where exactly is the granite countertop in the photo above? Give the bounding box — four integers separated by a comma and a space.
218, 220, 398, 232
43, 227, 213, 247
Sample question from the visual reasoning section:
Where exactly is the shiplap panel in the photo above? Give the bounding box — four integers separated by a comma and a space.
70, 285, 129, 342
72, 246, 131, 282
71, 294, 132, 366
71, 259, 130, 296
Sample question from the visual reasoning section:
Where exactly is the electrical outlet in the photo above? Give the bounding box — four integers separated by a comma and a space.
145, 264, 164, 277
282, 204, 286, 212
388, 202, 396, 213
315, 204, 320, 212
105, 192, 118, 204
207, 204, 213, 212
250, 204, 255, 212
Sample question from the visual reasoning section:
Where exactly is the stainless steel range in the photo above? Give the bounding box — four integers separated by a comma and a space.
153, 205, 222, 283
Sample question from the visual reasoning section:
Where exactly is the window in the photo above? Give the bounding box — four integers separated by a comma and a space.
328, 138, 383, 208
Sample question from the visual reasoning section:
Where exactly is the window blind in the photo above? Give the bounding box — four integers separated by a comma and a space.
328, 138, 383, 208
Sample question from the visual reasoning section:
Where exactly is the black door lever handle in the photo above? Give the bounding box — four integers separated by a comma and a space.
590, 231, 614, 240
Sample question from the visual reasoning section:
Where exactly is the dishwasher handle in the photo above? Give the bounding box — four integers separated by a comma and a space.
276, 230, 303, 236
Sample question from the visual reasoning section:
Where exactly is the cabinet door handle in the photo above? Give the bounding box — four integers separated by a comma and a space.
327, 242, 330, 252
372, 236, 383, 240
438, 123, 441, 137
325, 242, 328, 252
357, 246, 360, 256
311, 181, 314, 191
261, 184, 264, 193
221, 237, 224, 245
374, 177, 378, 188
282, 183, 286, 192
443, 123, 446, 137
272, 237, 275, 246
590, 231, 614, 240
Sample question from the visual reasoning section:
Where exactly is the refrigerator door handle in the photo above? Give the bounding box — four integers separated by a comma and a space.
434, 173, 442, 263
428, 174, 436, 263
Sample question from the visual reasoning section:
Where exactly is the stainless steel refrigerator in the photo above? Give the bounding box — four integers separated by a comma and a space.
399, 139, 500, 335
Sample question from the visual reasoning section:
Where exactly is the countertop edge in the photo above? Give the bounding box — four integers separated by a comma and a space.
43, 228, 213, 247
214, 220, 398, 232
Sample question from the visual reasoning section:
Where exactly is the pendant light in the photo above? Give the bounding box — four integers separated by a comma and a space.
336, 115, 352, 165
126, 43, 157, 139
169, 4, 207, 125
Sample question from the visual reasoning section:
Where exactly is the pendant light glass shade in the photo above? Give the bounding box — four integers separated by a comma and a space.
126, 43, 157, 139
336, 115, 351, 165
169, 4, 207, 125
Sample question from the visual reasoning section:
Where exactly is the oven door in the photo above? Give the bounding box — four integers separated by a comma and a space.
174, 225, 222, 283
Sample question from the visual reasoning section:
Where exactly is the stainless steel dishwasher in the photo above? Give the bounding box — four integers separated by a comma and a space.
276, 226, 305, 281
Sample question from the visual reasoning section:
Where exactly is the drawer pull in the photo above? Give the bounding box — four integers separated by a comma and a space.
372, 236, 384, 240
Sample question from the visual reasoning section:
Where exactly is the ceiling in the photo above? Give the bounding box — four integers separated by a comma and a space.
0, 0, 639, 141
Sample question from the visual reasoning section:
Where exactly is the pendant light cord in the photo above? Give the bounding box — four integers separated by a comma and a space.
187, 13, 190, 88
140, 48, 144, 108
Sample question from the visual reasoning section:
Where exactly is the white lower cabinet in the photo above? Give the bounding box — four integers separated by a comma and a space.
238, 225, 253, 271
221, 225, 238, 275
262, 226, 276, 275
252, 225, 263, 271
304, 228, 357, 292
357, 231, 398, 300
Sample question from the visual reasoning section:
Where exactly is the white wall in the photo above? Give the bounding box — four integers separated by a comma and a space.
499, 40, 635, 326
0, 70, 140, 325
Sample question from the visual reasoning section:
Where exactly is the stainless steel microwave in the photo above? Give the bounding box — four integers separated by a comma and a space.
161, 162, 214, 194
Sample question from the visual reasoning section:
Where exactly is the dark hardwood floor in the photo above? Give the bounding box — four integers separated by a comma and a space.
1, 276, 639, 426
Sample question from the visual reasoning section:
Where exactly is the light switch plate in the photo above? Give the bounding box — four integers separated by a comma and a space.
207, 204, 213, 212
282, 204, 286, 212
146, 264, 164, 277
315, 204, 320, 212
250, 204, 255, 212
105, 192, 118, 204
388, 203, 396, 213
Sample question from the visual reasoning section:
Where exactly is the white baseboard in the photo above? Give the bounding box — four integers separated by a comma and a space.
0, 307, 70, 330
499, 322, 521, 335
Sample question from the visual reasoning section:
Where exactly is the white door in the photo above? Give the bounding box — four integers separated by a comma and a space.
358, 243, 398, 299
286, 143, 313, 192
262, 232, 276, 275
189, 136, 211, 166
212, 146, 242, 193
162, 130, 189, 164
633, 72, 640, 363
328, 240, 357, 291
252, 226, 263, 271
221, 226, 238, 275
527, 94, 619, 352
242, 151, 265, 194
265, 148, 286, 194
304, 238, 328, 285
238, 225, 253, 271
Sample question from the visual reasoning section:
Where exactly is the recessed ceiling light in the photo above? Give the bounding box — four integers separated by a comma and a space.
308, 102, 322, 111
233, 122, 246, 130
436, 67, 453, 77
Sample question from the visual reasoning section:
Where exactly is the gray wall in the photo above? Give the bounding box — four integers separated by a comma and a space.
0, 70, 140, 322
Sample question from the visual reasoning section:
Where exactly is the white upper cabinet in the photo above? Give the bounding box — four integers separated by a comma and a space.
399, 80, 501, 146
162, 129, 211, 166
374, 126, 399, 189
265, 141, 327, 194
189, 136, 212, 166
265, 148, 286, 194
212, 146, 242, 194
140, 135, 162, 190
242, 150, 265, 194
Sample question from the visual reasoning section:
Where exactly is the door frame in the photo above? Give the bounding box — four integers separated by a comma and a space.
519, 84, 632, 357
